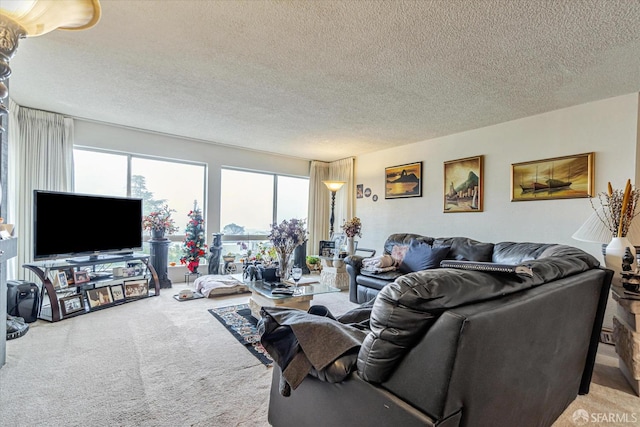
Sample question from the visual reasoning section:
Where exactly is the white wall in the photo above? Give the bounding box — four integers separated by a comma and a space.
353, 93, 640, 262
74, 120, 311, 238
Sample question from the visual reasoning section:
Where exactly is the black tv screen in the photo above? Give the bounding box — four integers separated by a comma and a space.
34, 190, 143, 261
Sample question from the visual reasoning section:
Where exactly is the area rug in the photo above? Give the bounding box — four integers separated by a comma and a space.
208, 304, 273, 366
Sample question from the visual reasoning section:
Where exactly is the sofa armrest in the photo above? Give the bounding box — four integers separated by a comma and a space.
345, 254, 365, 270
345, 255, 364, 303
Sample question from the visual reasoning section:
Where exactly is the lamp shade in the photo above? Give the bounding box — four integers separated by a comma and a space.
572, 207, 640, 245
322, 180, 345, 192
0, 0, 101, 36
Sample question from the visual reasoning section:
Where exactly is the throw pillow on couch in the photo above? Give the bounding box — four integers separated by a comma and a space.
398, 239, 451, 274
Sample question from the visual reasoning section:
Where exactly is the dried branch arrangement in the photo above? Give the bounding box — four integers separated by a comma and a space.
591, 179, 640, 238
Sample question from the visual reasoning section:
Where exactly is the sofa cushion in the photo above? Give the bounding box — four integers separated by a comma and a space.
384, 233, 435, 257
492, 242, 556, 264
360, 269, 403, 281
399, 240, 451, 274
358, 253, 600, 384
433, 237, 494, 262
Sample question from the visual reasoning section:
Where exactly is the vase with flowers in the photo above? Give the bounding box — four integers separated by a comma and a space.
268, 218, 308, 281
142, 205, 179, 239
589, 180, 640, 280
180, 204, 207, 273
341, 217, 362, 256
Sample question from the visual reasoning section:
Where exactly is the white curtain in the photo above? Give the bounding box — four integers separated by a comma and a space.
307, 161, 330, 255
307, 157, 354, 255
329, 157, 355, 230
8, 99, 74, 280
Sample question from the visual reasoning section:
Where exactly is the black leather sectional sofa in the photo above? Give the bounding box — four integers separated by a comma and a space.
266, 235, 612, 427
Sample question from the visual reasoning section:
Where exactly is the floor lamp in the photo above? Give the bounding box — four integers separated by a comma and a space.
322, 180, 345, 239
0, 0, 101, 118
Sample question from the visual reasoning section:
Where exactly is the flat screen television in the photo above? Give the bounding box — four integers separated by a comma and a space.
33, 190, 143, 261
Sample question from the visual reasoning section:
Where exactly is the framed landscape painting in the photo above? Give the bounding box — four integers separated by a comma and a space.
385, 162, 422, 199
511, 152, 594, 201
443, 155, 484, 212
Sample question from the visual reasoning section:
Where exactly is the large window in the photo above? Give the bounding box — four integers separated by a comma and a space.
220, 168, 309, 257
74, 148, 207, 263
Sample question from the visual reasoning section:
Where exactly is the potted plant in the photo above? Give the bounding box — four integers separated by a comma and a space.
142, 205, 178, 238
306, 255, 321, 274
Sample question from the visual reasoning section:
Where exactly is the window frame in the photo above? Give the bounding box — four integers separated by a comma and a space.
73, 146, 207, 245
220, 167, 309, 246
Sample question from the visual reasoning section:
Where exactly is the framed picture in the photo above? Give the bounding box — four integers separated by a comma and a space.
60, 267, 75, 286
110, 284, 125, 302
444, 155, 484, 212
59, 294, 85, 317
385, 162, 422, 199
319, 240, 335, 258
356, 184, 363, 199
55, 271, 68, 289
74, 270, 90, 284
124, 279, 149, 299
333, 233, 346, 256
511, 152, 595, 201
86, 287, 113, 310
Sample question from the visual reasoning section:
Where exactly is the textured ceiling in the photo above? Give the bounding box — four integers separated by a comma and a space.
7, 0, 640, 162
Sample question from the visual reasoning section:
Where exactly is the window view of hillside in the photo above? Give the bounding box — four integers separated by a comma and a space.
220, 168, 309, 258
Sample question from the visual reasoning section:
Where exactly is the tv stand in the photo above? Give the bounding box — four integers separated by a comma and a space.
66, 253, 132, 263
24, 253, 160, 322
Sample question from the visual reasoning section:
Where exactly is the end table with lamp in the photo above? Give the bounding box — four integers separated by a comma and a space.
612, 272, 640, 396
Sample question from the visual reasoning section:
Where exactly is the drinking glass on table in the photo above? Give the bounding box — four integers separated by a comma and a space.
291, 267, 303, 293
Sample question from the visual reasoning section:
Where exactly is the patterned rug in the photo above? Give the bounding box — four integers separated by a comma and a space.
208, 304, 273, 366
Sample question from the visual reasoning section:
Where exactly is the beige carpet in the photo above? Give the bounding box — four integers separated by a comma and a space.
0, 283, 637, 427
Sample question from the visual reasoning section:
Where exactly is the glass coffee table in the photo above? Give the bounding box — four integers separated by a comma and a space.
246, 280, 341, 319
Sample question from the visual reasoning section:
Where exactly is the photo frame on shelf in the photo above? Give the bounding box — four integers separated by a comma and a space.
110, 284, 125, 302
443, 155, 484, 213
124, 279, 149, 299
86, 287, 113, 310
511, 152, 594, 201
59, 294, 85, 317
60, 267, 75, 286
385, 162, 422, 199
55, 270, 68, 289
73, 270, 90, 284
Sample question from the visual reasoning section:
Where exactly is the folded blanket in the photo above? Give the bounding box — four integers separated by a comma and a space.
362, 254, 395, 268
362, 265, 397, 274
194, 275, 247, 297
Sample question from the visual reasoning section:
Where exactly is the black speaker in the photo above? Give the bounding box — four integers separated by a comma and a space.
7, 280, 40, 323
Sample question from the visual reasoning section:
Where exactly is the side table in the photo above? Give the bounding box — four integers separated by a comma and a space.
318, 256, 349, 291
612, 284, 640, 396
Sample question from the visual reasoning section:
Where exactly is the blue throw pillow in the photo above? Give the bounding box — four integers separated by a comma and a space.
399, 240, 451, 274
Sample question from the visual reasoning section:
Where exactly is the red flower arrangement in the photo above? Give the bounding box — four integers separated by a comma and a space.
180, 205, 207, 273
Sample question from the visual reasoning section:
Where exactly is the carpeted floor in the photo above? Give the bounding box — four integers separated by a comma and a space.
0, 282, 637, 426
